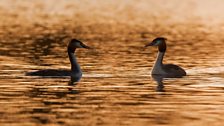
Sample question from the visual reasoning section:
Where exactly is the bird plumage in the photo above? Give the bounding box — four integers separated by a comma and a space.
26, 39, 91, 81
145, 37, 186, 77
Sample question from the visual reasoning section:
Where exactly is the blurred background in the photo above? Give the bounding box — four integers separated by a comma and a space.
1, 0, 224, 25
0, 0, 224, 126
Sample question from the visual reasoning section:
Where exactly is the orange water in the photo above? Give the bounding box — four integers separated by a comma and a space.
0, 1, 224, 126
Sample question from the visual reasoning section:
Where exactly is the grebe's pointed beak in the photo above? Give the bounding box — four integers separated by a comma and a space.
80, 42, 92, 49
144, 42, 154, 47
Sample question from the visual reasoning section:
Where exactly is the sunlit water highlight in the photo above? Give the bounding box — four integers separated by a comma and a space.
0, 1, 224, 126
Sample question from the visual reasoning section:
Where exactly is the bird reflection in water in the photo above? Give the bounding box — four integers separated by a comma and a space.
68, 75, 80, 86
152, 74, 185, 92
151, 75, 165, 92
66, 75, 81, 93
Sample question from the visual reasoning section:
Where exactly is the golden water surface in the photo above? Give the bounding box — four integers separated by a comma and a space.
0, 0, 224, 126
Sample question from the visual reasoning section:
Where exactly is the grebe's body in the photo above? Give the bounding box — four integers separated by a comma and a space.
145, 37, 186, 77
26, 39, 91, 81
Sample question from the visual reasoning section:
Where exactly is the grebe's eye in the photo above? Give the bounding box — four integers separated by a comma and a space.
155, 40, 161, 45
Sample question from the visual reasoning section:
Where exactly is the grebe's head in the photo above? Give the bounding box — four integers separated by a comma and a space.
145, 37, 167, 47
145, 37, 167, 52
68, 39, 91, 52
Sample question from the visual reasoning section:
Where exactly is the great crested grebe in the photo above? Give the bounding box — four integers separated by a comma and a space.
145, 37, 186, 77
26, 39, 91, 81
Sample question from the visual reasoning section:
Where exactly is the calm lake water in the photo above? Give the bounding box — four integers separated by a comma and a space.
0, 1, 224, 126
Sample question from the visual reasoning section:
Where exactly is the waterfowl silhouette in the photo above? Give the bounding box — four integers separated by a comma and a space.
26, 39, 91, 81
145, 37, 186, 77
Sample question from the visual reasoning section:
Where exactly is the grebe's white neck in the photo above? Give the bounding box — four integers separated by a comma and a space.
151, 51, 165, 74
154, 51, 165, 66
68, 49, 81, 73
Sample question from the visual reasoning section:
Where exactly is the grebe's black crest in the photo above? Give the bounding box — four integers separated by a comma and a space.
68, 39, 91, 52
152, 37, 167, 43
145, 37, 167, 52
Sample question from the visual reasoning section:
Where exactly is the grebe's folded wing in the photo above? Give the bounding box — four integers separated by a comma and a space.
163, 64, 186, 76
26, 69, 71, 76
